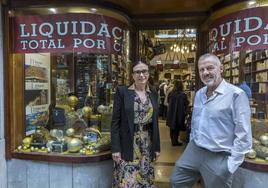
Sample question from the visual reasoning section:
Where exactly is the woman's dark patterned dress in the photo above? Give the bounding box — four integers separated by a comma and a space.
113, 92, 155, 188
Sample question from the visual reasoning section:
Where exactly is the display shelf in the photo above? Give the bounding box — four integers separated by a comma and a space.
242, 159, 268, 172
221, 52, 241, 85
249, 81, 268, 84
246, 57, 268, 64
12, 150, 112, 163
245, 69, 268, 74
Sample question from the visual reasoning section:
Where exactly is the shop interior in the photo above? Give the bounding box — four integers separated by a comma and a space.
138, 28, 198, 186
139, 28, 197, 105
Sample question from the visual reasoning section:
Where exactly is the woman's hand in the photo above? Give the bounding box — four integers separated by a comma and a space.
154, 152, 160, 161
112, 152, 121, 162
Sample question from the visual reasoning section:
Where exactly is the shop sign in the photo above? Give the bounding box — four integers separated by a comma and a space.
14, 13, 127, 54
209, 7, 268, 54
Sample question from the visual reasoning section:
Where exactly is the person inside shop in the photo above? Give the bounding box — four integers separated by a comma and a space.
164, 80, 174, 111
158, 79, 167, 119
166, 80, 189, 146
239, 81, 252, 99
170, 53, 252, 188
111, 61, 160, 188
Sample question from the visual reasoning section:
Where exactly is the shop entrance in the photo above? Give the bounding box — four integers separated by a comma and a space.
139, 29, 200, 186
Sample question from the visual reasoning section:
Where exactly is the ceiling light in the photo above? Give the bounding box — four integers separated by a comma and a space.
248, 1, 256, 5
48, 8, 57, 13
90, 8, 97, 13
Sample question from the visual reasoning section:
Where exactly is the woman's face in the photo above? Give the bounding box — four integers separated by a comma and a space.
132, 63, 149, 85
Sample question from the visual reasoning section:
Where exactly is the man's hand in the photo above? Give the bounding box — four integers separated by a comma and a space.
154, 152, 160, 161
112, 152, 121, 162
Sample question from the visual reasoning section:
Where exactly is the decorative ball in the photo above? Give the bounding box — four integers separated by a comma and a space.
23, 146, 28, 150
66, 128, 75, 137
68, 95, 79, 108
80, 149, 86, 154
67, 138, 83, 153
22, 137, 32, 147
83, 136, 88, 142
246, 149, 257, 159
260, 135, 268, 146
17, 145, 22, 150
82, 106, 92, 119
102, 106, 111, 115
97, 105, 105, 114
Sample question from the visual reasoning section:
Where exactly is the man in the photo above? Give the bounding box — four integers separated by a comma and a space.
170, 53, 252, 188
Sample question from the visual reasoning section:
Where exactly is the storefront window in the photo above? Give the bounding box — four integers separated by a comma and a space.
8, 7, 130, 157
209, 3, 268, 163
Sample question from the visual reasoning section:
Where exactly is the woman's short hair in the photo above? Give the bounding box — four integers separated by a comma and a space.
131, 61, 149, 72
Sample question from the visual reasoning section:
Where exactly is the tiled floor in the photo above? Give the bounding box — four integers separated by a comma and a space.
154, 119, 202, 188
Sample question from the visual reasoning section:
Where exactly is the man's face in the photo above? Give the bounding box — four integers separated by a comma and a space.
198, 57, 223, 87
132, 63, 149, 85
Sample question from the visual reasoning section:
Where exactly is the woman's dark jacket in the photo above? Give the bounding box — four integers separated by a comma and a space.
111, 85, 160, 161
166, 90, 189, 131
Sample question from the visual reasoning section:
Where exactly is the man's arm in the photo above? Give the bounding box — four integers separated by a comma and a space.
228, 91, 252, 173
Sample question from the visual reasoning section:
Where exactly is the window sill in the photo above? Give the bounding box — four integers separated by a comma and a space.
241, 159, 268, 172
11, 150, 112, 163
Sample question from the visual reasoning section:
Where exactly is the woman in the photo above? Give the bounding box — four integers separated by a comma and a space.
111, 61, 160, 187
166, 80, 189, 146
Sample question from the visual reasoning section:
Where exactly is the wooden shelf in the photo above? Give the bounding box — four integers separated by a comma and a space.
247, 57, 268, 64
245, 69, 268, 74
248, 81, 268, 84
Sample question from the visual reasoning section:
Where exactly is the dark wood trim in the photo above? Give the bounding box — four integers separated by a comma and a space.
0, 0, 8, 5
210, 0, 249, 13
135, 20, 207, 30
3, 5, 12, 159
12, 150, 112, 163
132, 11, 208, 19
130, 26, 139, 63
241, 159, 268, 172
8, 0, 132, 25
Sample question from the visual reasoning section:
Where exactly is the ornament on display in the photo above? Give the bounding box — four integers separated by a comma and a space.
68, 95, 79, 111
260, 134, 268, 146
82, 106, 92, 120
246, 149, 257, 159
67, 138, 83, 153
66, 128, 75, 137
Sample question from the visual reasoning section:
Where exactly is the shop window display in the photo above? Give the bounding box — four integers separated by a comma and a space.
8, 7, 130, 158
209, 5, 268, 164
